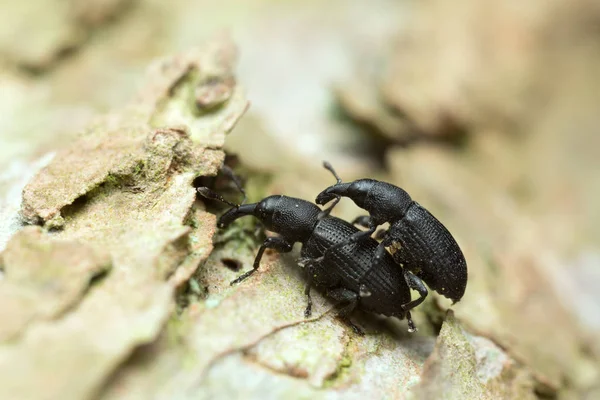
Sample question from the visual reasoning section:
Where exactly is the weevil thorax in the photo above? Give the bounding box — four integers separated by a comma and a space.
255, 195, 321, 243
364, 181, 413, 224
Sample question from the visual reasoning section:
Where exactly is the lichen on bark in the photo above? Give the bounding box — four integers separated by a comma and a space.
0, 36, 247, 400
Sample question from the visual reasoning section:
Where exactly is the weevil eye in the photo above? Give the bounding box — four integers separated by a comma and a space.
347, 179, 374, 206
254, 196, 281, 228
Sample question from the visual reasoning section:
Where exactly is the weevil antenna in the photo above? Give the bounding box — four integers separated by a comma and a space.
197, 187, 239, 208
318, 161, 344, 219
322, 161, 342, 184
221, 165, 247, 205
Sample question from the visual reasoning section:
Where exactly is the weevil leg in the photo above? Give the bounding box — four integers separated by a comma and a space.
304, 266, 314, 318
373, 228, 387, 241
304, 284, 313, 318
401, 270, 428, 311
328, 288, 359, 317
230, 237, 293, 285
327, 288, 364, 335
342, 319, 364, 336
356, 237, 392, 284
405, 311, 417, 333
220, 164, 247, 204
318, 195, 341, 219
352, 215, 373, 229
318, 160, 344, 219
350, 216, 386, 241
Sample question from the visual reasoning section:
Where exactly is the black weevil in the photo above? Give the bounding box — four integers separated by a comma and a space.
197, 184, 423, 332
315, 162, 467, 305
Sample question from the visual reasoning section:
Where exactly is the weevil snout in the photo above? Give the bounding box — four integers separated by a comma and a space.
218, 204, 257, 228
315, 183, 352, 205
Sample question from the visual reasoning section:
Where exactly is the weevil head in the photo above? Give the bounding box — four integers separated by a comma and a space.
253, 195, 282, 229
218, 196, 283, 229
261, 196, 321, 243
218, 195, 320, 243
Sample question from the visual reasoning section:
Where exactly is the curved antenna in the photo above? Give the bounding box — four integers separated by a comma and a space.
221, 165, 247, 205
318, 161, 343, 219
197, 187, 239, 208
322, 161, 342, 184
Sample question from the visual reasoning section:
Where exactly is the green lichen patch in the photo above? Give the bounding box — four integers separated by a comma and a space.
414, 311, 537, 400
246, 315, 349, 387
1, 37, 248, 400
0, 226, 111, 341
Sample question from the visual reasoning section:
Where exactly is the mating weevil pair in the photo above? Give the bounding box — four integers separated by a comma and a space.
197, 162, 467, 333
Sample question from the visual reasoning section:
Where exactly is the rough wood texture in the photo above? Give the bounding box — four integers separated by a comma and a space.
1, 1, 599, 399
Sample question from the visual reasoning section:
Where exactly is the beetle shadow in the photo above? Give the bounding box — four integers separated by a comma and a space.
349, 309, 420, 341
